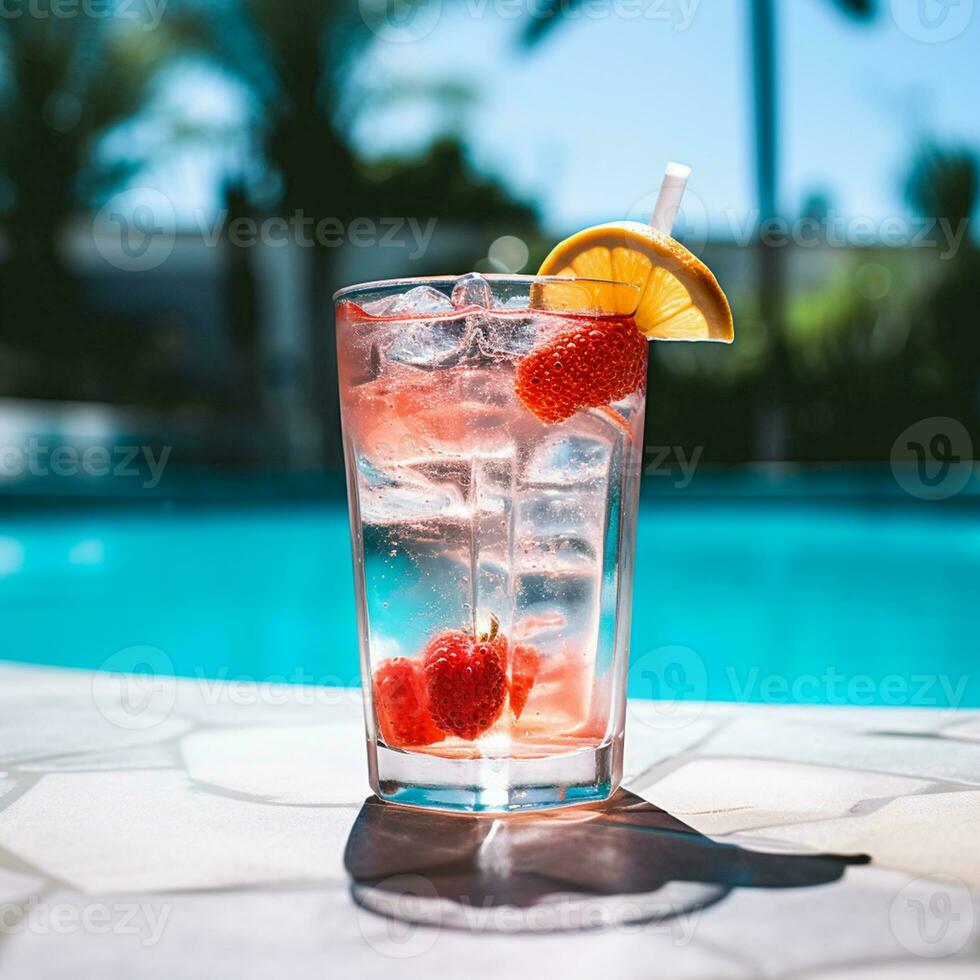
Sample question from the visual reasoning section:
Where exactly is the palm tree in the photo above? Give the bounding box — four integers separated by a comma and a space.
522, 0, 877, 458
904, 141, 979, 425
175, 1, 540, 464
0, 15, 191, 396
164, 1, 366, 457
746, 0, 874, 458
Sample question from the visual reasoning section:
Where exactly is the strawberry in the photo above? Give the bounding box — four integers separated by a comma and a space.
372, 657, 443, 748
422, 625, 507, 741
508, 644, 541, 719
515, 316, 647, 424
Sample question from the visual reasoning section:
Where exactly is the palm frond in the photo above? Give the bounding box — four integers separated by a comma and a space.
829, 0, 876, 18
520, 0, 574, 46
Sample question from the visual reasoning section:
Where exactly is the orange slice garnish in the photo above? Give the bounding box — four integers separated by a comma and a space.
537, 221, 733, 342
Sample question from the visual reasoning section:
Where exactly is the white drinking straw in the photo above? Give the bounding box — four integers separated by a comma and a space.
649, 161, 691, 236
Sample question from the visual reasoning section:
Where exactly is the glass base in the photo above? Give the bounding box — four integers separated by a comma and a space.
369, 737, 622, 813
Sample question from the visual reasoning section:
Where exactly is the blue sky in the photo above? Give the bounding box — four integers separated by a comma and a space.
348, 0, 980, 234
145, 1, 980, 237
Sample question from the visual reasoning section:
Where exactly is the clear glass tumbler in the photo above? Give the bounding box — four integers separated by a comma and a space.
335, 274, 646, 812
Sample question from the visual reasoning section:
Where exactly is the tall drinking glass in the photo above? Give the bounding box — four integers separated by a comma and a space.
335, 274, 645, 812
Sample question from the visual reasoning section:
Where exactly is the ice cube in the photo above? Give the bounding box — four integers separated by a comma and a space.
361, 286, 453, 317
479, 315, 536, 358
387, 317, 471, 368
522, 434, 613, 488
451, 273, 494, 309
359, 294, 401, 316
390, 285, 454, 315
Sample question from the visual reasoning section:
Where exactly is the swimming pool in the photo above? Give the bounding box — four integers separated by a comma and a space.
2, 490, 977, 708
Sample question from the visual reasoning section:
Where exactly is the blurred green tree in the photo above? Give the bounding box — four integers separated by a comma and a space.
175, 0, 538, 460
0, 15, 185, 397
0, 2, 538, 441
904, 142, 979, 428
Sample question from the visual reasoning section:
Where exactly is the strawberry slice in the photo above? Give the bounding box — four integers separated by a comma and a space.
515, 316, 646, 424
372, 657, 443, 748
508, 643, 541, 719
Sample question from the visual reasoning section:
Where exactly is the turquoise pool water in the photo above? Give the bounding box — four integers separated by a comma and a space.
1, 495, 977, 708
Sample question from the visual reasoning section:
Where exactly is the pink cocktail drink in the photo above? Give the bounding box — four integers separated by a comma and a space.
335, 274, 645, 811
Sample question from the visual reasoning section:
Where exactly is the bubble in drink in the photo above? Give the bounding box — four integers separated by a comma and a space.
335, 262, 667, 814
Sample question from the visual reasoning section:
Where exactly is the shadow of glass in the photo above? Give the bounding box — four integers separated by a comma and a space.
344, 788, 870, 934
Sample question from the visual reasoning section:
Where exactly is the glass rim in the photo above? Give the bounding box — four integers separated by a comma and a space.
332, 273, 639, 305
